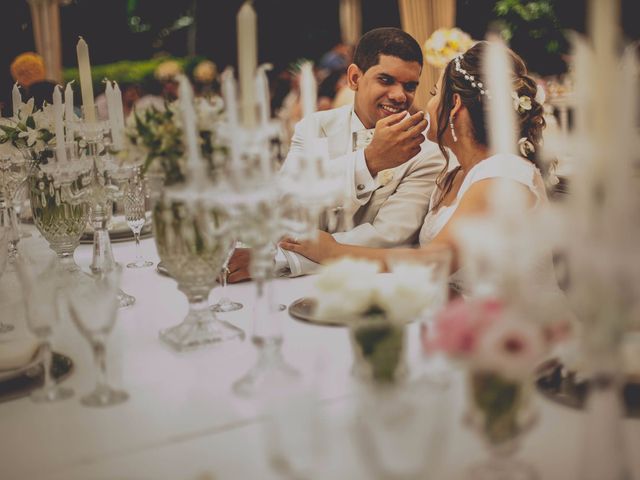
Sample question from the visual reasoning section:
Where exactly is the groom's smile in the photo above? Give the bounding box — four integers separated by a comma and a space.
350, 54, 422, 128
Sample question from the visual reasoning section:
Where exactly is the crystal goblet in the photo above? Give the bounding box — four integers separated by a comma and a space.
154, 189, 244, 351
16, 254, 74, 402
66, 269, 129, 407
28, 148, 92, 281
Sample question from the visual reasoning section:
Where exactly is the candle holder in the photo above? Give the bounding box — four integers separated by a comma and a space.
75, 107, 137, 307
223, 127, 300, 397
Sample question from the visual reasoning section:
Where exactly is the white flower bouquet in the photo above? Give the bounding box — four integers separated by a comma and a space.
314, 258, 439, 383
0, 98, 56, 158
123, 96, 227, 185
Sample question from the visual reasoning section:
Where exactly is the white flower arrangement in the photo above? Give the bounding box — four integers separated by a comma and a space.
0, 98, 56, 157
123, 96, 226, 184
313, 258, 437, 323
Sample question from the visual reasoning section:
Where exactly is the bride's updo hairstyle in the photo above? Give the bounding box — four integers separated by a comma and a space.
435, 41, 546, 178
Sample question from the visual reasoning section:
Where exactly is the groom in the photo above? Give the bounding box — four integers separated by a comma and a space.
228, 27, 445, 281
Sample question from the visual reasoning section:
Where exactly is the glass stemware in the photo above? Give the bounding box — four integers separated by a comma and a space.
210, 241, 243, 313
0, 226, 13, 333
15, 255, 74, 402
154, 190, 245, 351
123, 168, 153, 269
66, 269, 129, 407
27, 147, 92, 282
0, 151, 32, 266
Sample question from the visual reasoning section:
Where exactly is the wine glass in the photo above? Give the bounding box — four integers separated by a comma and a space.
210, 241, 243, 313
66, 269, 129, 407
0, 226, 13, 333
123, 168, 153, 269
0, 151, 33, 266
15, 254, 74, 402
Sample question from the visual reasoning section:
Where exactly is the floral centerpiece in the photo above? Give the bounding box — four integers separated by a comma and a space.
314, 258, 438, 383
122, 96, 226, 186
0, 98, 55, 159
426, 297, 571, 446
424, 28, 475, 68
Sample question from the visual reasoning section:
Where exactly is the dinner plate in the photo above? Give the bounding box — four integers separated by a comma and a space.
0, 351, 73, 403
0, 342, 45, 382
80, 213, 153, 244
288, 298, 418, 328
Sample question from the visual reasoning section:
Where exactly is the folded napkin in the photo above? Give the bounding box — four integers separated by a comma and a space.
0, 336, 39, 371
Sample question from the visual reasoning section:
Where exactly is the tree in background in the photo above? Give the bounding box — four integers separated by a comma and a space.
494, 0, 569, 76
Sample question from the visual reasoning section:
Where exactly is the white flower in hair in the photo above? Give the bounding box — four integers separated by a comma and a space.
512, 92, 532, 113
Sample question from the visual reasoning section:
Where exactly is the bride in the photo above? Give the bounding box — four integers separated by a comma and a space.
280, 41, 551, 291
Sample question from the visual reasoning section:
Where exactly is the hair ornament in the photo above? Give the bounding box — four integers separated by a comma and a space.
518, 136, 536, 157
453, 53, 489, 96
512, 92, 532, 114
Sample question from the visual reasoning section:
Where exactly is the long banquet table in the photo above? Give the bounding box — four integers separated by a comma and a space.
1, 229, 640, 480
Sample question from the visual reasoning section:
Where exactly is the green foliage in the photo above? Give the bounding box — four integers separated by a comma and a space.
494, 0, 569, 75
471, 371, 524, 444
62, 56, 203, 93
354, 322, 404, 383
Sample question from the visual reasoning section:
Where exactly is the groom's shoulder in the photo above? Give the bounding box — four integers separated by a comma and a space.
414, 138, 447, 166
305, 104, 352, 126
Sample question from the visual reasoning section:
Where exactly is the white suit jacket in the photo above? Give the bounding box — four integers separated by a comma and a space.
279, 104, 445, 276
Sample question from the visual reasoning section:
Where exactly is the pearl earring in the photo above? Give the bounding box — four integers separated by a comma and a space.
449, 118, 458, 143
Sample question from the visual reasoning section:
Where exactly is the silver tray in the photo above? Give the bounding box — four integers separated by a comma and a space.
288, 297, 345, 327
536, 359, 640, 418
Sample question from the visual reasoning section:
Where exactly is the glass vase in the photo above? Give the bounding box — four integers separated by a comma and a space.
153, 192, 244, 351
464, 370, 538, 480
349, 316, 408, 385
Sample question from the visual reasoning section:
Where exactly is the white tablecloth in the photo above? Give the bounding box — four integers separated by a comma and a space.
1, 229, 639, 480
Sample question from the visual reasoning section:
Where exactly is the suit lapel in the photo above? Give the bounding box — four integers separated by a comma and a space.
320, 105, 352, 159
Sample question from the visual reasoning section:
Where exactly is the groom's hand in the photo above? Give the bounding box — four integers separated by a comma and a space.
364, 111, 427, 176
227, 248, 252, 283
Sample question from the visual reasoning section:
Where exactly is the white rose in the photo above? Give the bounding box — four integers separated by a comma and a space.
314, 258, 381, 319
374, 266, 437, 322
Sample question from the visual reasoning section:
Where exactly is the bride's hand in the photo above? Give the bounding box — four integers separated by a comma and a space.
279, 231, 338, 264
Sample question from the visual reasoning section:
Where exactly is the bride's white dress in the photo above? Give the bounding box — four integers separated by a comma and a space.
418, 153, 563, 302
